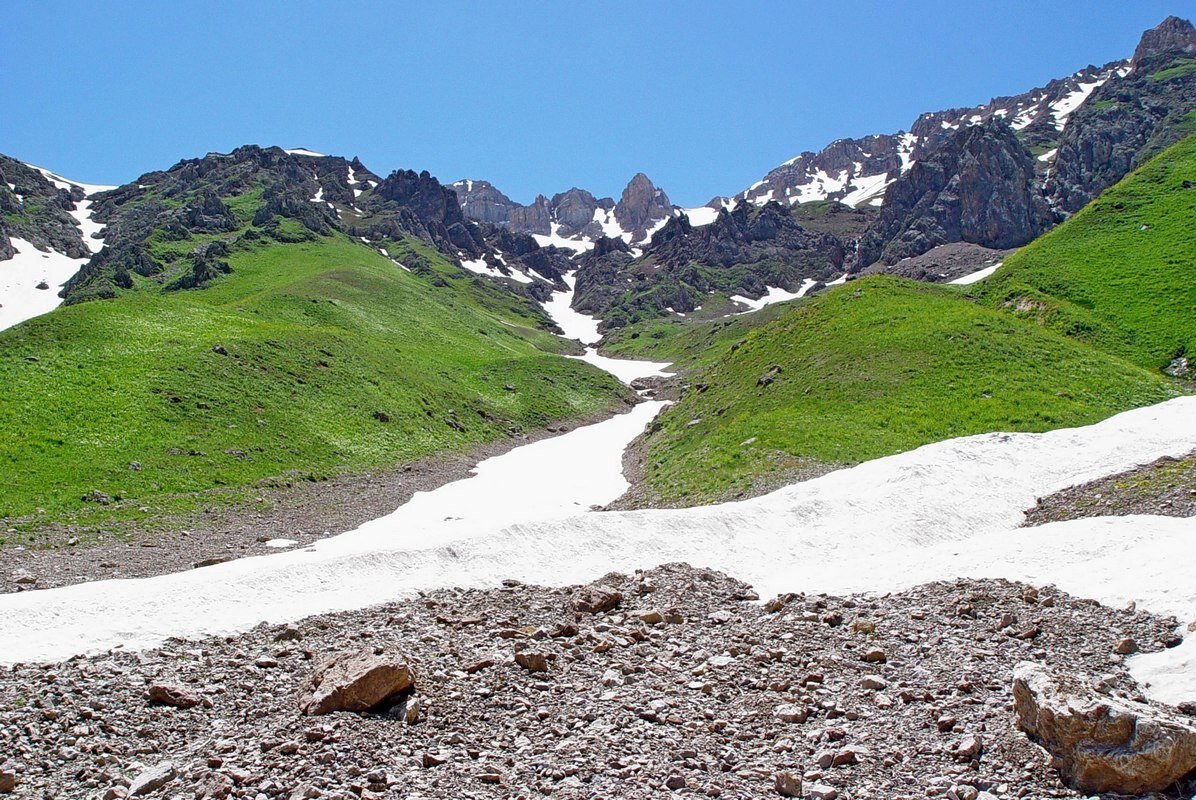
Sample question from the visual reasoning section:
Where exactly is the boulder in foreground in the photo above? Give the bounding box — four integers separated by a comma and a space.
299, 650, 415, 715
1012, 661, 1196, 794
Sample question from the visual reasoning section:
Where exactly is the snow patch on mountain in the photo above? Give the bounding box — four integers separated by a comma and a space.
0, 167, 115, 331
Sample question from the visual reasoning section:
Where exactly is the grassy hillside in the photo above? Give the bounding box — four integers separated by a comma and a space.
980, 133, 1196, 371
0, 233, 630, 541
621, 277, 1179, 506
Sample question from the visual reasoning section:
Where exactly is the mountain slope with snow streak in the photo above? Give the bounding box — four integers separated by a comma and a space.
732, 61, 1124, 214
1, 395, 1194, 707
0, 162, 114, 331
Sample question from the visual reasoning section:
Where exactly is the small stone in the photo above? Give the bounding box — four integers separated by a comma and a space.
952, 736, 983, 761
937, 714, 958, 732
422, 751, 447, 768
807, 782, 839, 800
861, 647, 886, 663
274, 624, 303, 642
774, 703, 809, 723
298, 649, 415, 715
664, 774, 686, 790
860, 674, 887, 690
1114, 637, 1138, 655
11, 570, 36, 585
635, 609, 665, 625
0, 771, 17, 794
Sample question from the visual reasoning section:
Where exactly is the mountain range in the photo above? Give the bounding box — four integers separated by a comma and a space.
0, 15, 1193, 539
2, 17, 1193, 337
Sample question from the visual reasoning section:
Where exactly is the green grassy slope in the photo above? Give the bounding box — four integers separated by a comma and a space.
980, 133, 1196, 371
0, 234, 629, 539
624, 277, 1179, 506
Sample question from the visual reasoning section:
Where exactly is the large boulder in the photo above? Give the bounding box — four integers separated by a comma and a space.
298, 650, 415, 715
1012, 662, 1196, 794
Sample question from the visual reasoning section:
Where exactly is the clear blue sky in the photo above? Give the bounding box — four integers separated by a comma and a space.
3, 1, 1190, 206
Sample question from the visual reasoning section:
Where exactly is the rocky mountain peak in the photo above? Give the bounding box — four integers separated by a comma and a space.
614, 173, 671, 233
1132, 16, 1196, 65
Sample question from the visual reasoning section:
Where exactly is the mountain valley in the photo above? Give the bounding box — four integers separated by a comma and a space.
1, 12, 1196, 800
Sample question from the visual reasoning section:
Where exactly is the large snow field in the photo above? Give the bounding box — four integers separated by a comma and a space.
0, 396, 1194, 709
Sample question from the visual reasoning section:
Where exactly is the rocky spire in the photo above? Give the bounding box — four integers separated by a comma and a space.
1132, 15, 1196, 65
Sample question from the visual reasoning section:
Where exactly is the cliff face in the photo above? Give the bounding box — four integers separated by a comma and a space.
1047, 17, 1196, 213
855, 121, 1054, 269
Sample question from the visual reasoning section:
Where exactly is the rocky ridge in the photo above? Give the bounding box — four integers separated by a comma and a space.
1045, 17, 1196, 213
573, 202, 847, 327
450, 172, 675, 251
0, 156, 93, 262
53, 146, 573, 306
0, 564, 1189, 799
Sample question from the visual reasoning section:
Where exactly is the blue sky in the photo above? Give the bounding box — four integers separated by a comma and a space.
3, 1, 1190, 206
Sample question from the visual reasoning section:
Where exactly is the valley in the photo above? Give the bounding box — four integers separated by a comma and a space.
1, 10, 1195, 800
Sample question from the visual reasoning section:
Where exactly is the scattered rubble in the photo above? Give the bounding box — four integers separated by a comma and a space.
0, 564, 1189, 798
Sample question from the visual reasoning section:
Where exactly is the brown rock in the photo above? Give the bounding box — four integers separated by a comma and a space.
1114, 637, 1138, 655
148, 684, 199, 709
515, 650, 550, 673
0, 770, 16, 794
774, 771, 801, 797
1013, 662, 1196, 794
298, 650, 415, 715
573, 585, 622, 614
861, 647, 887, 663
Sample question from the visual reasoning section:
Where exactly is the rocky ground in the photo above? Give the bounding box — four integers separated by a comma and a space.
1, 563, 1190, 799
1024, 451, 1196, 527
0, 409, 622, 594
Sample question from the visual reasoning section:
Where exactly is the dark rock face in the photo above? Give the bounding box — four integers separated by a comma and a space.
575, 202, 845, 327
506, 195, 551, 236
855, 121, 1054, 269
1047, 17, 1196, 213
0, 155, 90, 261
448, 180, 517, 226
867, 242, 1014, 283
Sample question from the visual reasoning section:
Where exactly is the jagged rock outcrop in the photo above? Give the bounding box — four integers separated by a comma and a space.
1013, 662, 1196, 794
733, 61, 1122, 213
1133, 14, 1196, 63
0, 156, 90, 260
506, 194, 551, 235
855, 121, 1054, 269
574, 202, 844, 326
613, 173, 672, 238
452, 174, 669, 245
445, 179, 516, 225
550, 187, 602, 231
1047, 17, 1196, 213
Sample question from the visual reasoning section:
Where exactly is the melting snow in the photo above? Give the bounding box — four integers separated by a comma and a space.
0, 238, 88, 330
1049, 77, 1107, 130
681, 206, 720, 227
1037, 148, 1058, 163
729, 285, 806, 312
2, 395, 1195, 707
949, 262, 1003, 285
533, 223, 595, 253
839, 172, 892, 208
284, 148, 326, 157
